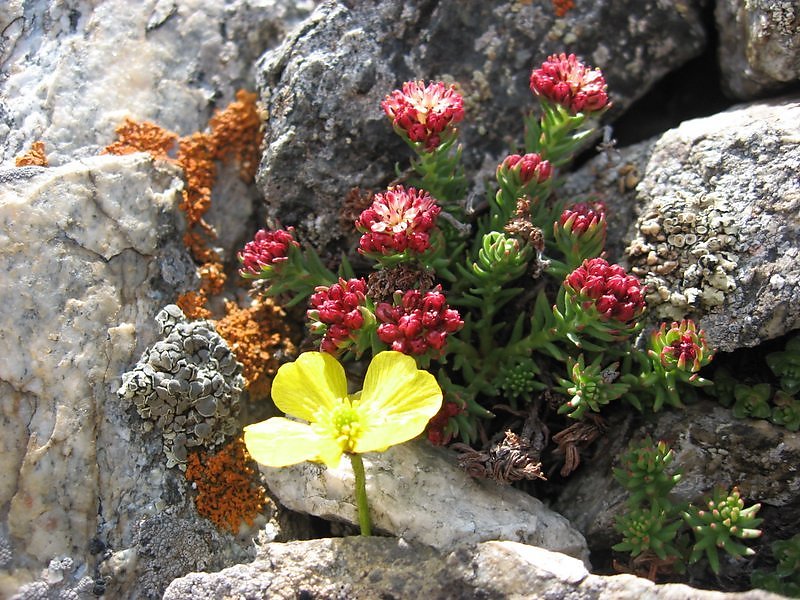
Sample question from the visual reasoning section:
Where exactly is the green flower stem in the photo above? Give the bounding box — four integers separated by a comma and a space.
349, 453, 372, 536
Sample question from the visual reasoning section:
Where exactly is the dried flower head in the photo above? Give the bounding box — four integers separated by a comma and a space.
565, 257, 646, 324
308, 278, 370, 354
382, 81, 464, 151
530, 53, 610, 115
375, 287, 463, 356
239, 228, 300, 278
356, 186, 441, 260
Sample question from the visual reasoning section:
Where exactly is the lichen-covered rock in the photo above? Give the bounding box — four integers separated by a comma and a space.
554, 400, 800, 574
716, 0, 800, 99
118, 305, 245, 469
255, 0, 707, 250
163, 537, 784, 600
258, 439, 589, 563
565, 98, 800, 351
0, 0, 314, 166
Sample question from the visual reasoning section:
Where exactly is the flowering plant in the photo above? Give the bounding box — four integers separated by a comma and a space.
244, 350, 442, 534
241, 52, 720, 519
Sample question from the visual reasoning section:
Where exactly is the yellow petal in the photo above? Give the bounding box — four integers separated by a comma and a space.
355, 351, 443, 453
244, 417, 342, 467
271, 352, 348, 421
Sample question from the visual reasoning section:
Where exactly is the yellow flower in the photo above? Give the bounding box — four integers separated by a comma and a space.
244, 350, 443, 469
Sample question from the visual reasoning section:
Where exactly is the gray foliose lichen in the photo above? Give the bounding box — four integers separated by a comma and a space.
118, 305, 245, 469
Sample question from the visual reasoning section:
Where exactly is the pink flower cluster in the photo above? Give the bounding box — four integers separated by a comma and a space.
559, 201, 606, 235
499, 153, 553, 186
376, 287, 463, 355
381, 81, 465, 151
308, 278, 368, 354
356, 186, 441, 257
529, 53, 609, 115
238, 228, 299, 277
565, 258, 646, 324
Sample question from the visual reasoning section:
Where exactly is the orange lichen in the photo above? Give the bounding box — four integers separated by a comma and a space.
104, 92, 263, 312
16, 141, 49, 167
209, 90, 263, 181
185, 437, 269, 534
103, 119, 178, 160
176, 290, 212, 320
214, 299, 296, 400
552, 0, 574, 17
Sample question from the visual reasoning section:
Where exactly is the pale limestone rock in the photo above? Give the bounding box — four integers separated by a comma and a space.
0, 154, 198, 594
258, 439, 589, 564
163, 537, 784, 600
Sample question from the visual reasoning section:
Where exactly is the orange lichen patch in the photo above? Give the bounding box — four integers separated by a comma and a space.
104, 91, 264, 312
16, 141, 49, 167
103, 119, 178, 160
209, 90, 263, 181
215, 299, 296, 400
176, 290, 212, 320
198, 261, 227, 296
185, 437, 269, 534
552, 0, 574, 17
177, 131, 217, 232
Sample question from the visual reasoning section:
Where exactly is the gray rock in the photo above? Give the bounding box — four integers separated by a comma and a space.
0, 153, 255, 597
258, 439, 590, 563
0, 0, 314, 166
566, 98, 800, 351
554, 400, 800, 572
716, 0, 800, 99
256, 0, 707, 249
163, 536, 784, 600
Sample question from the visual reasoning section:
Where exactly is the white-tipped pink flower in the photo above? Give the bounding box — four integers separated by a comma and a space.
530, 53, 610, 115
382, 81, 464, 151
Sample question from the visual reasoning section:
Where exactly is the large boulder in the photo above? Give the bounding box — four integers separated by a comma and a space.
256, 0, 708, 250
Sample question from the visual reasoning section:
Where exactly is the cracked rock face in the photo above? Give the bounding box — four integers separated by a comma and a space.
118, 305, 245, 469
0, 0, 314, 166
255, 0, 707, 250
716, 0, 800, 99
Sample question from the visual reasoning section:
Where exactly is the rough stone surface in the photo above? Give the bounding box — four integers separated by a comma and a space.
163, 536, 785, 600
716, 0, 800, 99
259, 439, 590, 563
0, 0, 314, 166
566, 98, 800, 351
256, 0, 707, 250
554, 400, 800, 577
0, 154, 254, 597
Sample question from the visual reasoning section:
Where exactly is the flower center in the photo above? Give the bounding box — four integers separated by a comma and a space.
320, 399, 364, 453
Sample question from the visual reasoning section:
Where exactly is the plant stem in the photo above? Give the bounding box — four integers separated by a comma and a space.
349, 453, 372, 536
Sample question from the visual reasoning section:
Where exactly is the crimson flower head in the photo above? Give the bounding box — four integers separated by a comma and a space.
530, 53, 610, 115
375, 286, 463, 356
426, 401, 462, 446
499, 153, 553, 187
308, 278, 370, 354
238, 228, 299, 278
382, 81, 465, 151
651, 319, 713, 373
356, 186, 441, 260
559, 201, 606, 235
565, 257, 646, 324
